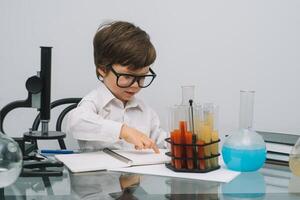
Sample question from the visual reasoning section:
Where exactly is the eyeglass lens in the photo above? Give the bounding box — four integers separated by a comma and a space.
118, 75, 154, 88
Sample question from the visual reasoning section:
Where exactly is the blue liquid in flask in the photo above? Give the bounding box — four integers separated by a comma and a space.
222, 145, 266, 172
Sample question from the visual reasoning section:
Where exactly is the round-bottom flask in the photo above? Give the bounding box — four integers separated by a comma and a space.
222, 129, 266, 171
222, 91, 266, 172
0, 132, 23, 188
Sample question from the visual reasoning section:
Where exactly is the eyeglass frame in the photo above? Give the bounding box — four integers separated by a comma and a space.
108, 65, 157, 88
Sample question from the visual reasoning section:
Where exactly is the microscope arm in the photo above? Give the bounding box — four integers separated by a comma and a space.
0, 93, 32, 134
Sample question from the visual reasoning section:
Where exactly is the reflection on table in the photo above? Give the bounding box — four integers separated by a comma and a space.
70, 171, 145, 200
221, 172, 266, 200
2, 163, 300, 199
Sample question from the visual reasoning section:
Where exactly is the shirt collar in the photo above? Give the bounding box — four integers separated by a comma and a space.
97, 81, 144, 111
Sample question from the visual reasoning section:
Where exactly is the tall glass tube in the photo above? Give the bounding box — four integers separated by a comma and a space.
239, 91, 255, 130
181, 85, 195, 105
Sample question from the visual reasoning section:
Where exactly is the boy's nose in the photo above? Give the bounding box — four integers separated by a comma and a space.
131, 80, 139, 88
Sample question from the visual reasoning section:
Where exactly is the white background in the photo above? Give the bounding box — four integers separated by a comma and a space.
1, 0, 300, 149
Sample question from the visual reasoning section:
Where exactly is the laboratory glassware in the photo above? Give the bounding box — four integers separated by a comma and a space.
0, 132, 23, 188
166, 86, 220, 172
289, 137, 300, 176
222, 90, 266, 172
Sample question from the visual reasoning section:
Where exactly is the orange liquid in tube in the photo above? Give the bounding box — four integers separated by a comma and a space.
185, 131, 194, 169
179, 121, 187, 168
171, 129, 182, 169
170, 131, 176, 166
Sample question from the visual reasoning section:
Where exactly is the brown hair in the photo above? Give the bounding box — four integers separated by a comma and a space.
93, 21, 156, 78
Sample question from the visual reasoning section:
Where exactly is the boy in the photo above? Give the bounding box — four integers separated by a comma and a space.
66, 21, 167, 153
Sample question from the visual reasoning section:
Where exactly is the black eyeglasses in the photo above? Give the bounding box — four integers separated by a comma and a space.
109, 66, 156, 88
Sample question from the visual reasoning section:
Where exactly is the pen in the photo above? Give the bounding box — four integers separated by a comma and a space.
103, 148, 133, 164
40, 149, 75, 154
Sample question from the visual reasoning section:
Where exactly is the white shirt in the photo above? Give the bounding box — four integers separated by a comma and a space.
66, 81, 167, 150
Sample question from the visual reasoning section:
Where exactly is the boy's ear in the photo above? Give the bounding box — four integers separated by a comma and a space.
97, 66, 107, 77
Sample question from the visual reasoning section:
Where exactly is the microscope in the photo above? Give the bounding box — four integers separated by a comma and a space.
0, 47, 66, 176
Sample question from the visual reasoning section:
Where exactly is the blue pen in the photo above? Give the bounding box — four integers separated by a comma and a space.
40, 149, 75, 154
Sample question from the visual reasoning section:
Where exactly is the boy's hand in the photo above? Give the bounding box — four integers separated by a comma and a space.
120, 124, 160, 153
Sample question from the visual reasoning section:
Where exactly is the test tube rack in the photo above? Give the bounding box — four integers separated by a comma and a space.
165, 137, 221, 173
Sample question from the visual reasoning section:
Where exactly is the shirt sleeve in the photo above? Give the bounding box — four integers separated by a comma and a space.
149, 109, 168, 149
66, 100, 123, 143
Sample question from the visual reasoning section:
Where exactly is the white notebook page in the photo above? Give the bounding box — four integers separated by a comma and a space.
55, 149, 170, 173
55, 151, 129, 173
114, 149, 170, 166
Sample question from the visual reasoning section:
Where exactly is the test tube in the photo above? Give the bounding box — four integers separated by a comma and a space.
211, 105, 219, 168
169, 106, 181, 169
194, 105, 206, 170
202, 103, 214, 169
169, 105, 189, 169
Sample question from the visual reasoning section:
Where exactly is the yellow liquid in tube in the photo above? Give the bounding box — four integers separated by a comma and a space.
200, 124, 212, 169
211, 130, 219, 167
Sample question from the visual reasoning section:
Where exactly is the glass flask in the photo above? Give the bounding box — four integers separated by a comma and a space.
222, 90, 266, 172
289, 138, 300, 176
0, 131, 23, 188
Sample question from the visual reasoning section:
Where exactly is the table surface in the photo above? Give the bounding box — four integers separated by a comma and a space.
2, 163, 300, 200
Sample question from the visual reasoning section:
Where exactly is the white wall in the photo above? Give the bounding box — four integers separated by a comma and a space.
1, 0, 300, 149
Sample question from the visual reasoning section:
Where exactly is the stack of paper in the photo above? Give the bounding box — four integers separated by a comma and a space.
266, 143, 292, 163
257, 131, 299, 164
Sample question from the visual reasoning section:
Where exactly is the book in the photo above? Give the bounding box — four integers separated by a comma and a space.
267, 152, 289, 162
55, 148, 170, 173
266, 142, 291, 163
257, 131, 299, 146
265, 141, 292, 165
257, 131, 299, 165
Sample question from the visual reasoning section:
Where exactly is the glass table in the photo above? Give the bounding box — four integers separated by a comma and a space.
2, 163, 300, 200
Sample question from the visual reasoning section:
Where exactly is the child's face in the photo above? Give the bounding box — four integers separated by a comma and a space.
98, 64, 150, 103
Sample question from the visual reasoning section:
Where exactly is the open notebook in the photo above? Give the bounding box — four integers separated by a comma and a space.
55, 148, 170, 173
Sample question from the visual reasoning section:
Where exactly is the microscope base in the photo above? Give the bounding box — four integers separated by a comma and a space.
24, 131, 66, 140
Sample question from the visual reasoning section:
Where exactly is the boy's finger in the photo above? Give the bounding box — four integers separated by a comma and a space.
135, 141, 144, 150
152, 144, 160, 154
135, 145, 143, 150
142, 140, 152, 149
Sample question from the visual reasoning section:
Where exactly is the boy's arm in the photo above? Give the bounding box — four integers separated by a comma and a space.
66, 100, 122, 143
67, 100, 160, 152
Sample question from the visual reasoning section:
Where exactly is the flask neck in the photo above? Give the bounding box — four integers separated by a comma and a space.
239, 90, 255, 130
